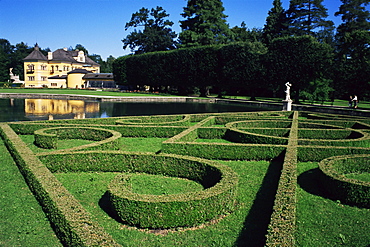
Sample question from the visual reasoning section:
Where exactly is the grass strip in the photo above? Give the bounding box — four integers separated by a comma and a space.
0, 138, 62, 246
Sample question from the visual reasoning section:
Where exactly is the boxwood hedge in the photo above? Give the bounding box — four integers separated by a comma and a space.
2, 111, 370, 246
318, 154, 370, 208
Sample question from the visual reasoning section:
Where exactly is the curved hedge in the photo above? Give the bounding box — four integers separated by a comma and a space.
115, 115, 191, 126
34, 127, 122, 150
0, 124, 120, 246
225, 121, 289, 145
107, 153, 238, 228
318, 154, 370, 208
3, 110, 370, 246
37, 151, 238, 228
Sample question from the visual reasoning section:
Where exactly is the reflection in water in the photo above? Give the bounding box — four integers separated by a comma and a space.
0, 98, 271, 122
25, 99, 100, 120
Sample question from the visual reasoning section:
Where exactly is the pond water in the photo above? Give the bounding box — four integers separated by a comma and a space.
0, 98, 271, 122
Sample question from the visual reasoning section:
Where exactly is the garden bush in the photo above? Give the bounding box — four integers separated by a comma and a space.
318, 154, 370, 208
1, 110, 370, 246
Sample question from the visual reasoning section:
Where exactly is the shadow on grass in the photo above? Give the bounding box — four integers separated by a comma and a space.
298, 168, 370, 209
99, 191, 125, 224
297, 168, 328, 199
234, 152, 285, 247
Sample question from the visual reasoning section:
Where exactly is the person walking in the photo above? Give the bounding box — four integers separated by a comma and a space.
348, 95, 353, 108
352, 95, 358, 108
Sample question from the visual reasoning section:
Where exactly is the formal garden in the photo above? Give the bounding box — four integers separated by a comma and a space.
1, 110, 370, 246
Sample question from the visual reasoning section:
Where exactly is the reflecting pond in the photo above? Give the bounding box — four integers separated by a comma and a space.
0, 98, 272, 122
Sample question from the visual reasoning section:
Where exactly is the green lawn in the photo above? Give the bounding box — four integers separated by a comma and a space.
2, 110, 370, 246
0, 139, 62, 247
297, 162, 370, 247
54, 160, 274, 246
0, 88, 173, 97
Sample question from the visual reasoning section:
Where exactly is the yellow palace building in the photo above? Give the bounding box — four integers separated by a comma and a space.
23, 44, 102, 88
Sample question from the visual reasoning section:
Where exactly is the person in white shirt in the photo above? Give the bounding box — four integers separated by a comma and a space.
352, 95, 358, 108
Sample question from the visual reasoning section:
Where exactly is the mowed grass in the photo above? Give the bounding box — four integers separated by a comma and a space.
54, 160, 274, 246
19, 135, 166, 154
5, 132, 370, 246
296, 162, 370, 247
0, 139, 62, 247
0, 88, 173, 97
19, 135, 94, 153
130, 173, 204, 195
119, 137, 167, 152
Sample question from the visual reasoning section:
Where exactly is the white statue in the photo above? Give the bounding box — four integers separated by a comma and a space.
285, 82, 292, 101
9, 68, 23, 83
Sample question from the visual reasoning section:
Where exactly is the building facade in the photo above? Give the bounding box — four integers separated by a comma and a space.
23, 44, 102, 88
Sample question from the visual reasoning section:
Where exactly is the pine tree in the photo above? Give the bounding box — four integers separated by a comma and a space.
287, 0, 334, 36
179, 0, 234, 47
333, 0, 370, 98
335, 0, 370, 56
262, 0, 289, 44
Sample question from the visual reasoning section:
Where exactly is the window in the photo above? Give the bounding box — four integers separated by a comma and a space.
27, 64, 35, 73
51, 83, 57, 87
28, 76, 35, 81
41, 76, 47, 81
40, 65, 47, 70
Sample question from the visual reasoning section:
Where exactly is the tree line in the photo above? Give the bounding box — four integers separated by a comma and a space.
117, 0, 370, 101
0, 42, 115, 82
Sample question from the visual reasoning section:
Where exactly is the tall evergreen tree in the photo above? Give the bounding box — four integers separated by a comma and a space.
0, 39, 13, 82
262, 0, 289, 44
335, 0, 370, 56
287, 0, 334, 36
179, 0, 234, 47
333, 0, 370, 98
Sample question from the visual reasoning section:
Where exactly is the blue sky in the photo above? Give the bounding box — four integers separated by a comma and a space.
0, 0, 358, 60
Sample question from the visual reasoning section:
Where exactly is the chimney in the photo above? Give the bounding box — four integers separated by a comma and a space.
48, 52, 53, 60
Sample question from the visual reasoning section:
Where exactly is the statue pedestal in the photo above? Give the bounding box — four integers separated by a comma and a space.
282, 100, 293, 111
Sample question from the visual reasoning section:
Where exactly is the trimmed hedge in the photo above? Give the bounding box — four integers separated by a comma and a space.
37, 150, 238, 228
34, 127, 121, 150
318, 154, 370, 208
298, 129, 359, 139
106, 153, 238, 228
298, 146, 370, 162
9, 122, 187, 138
0, 123, 120, 247
266, 111, 299, 247
115, 115, 191, 126
2, 110, 370, 246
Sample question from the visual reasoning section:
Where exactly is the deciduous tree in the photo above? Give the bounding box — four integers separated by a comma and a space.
267, 35, 333, 102
122, 6, 177, 54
